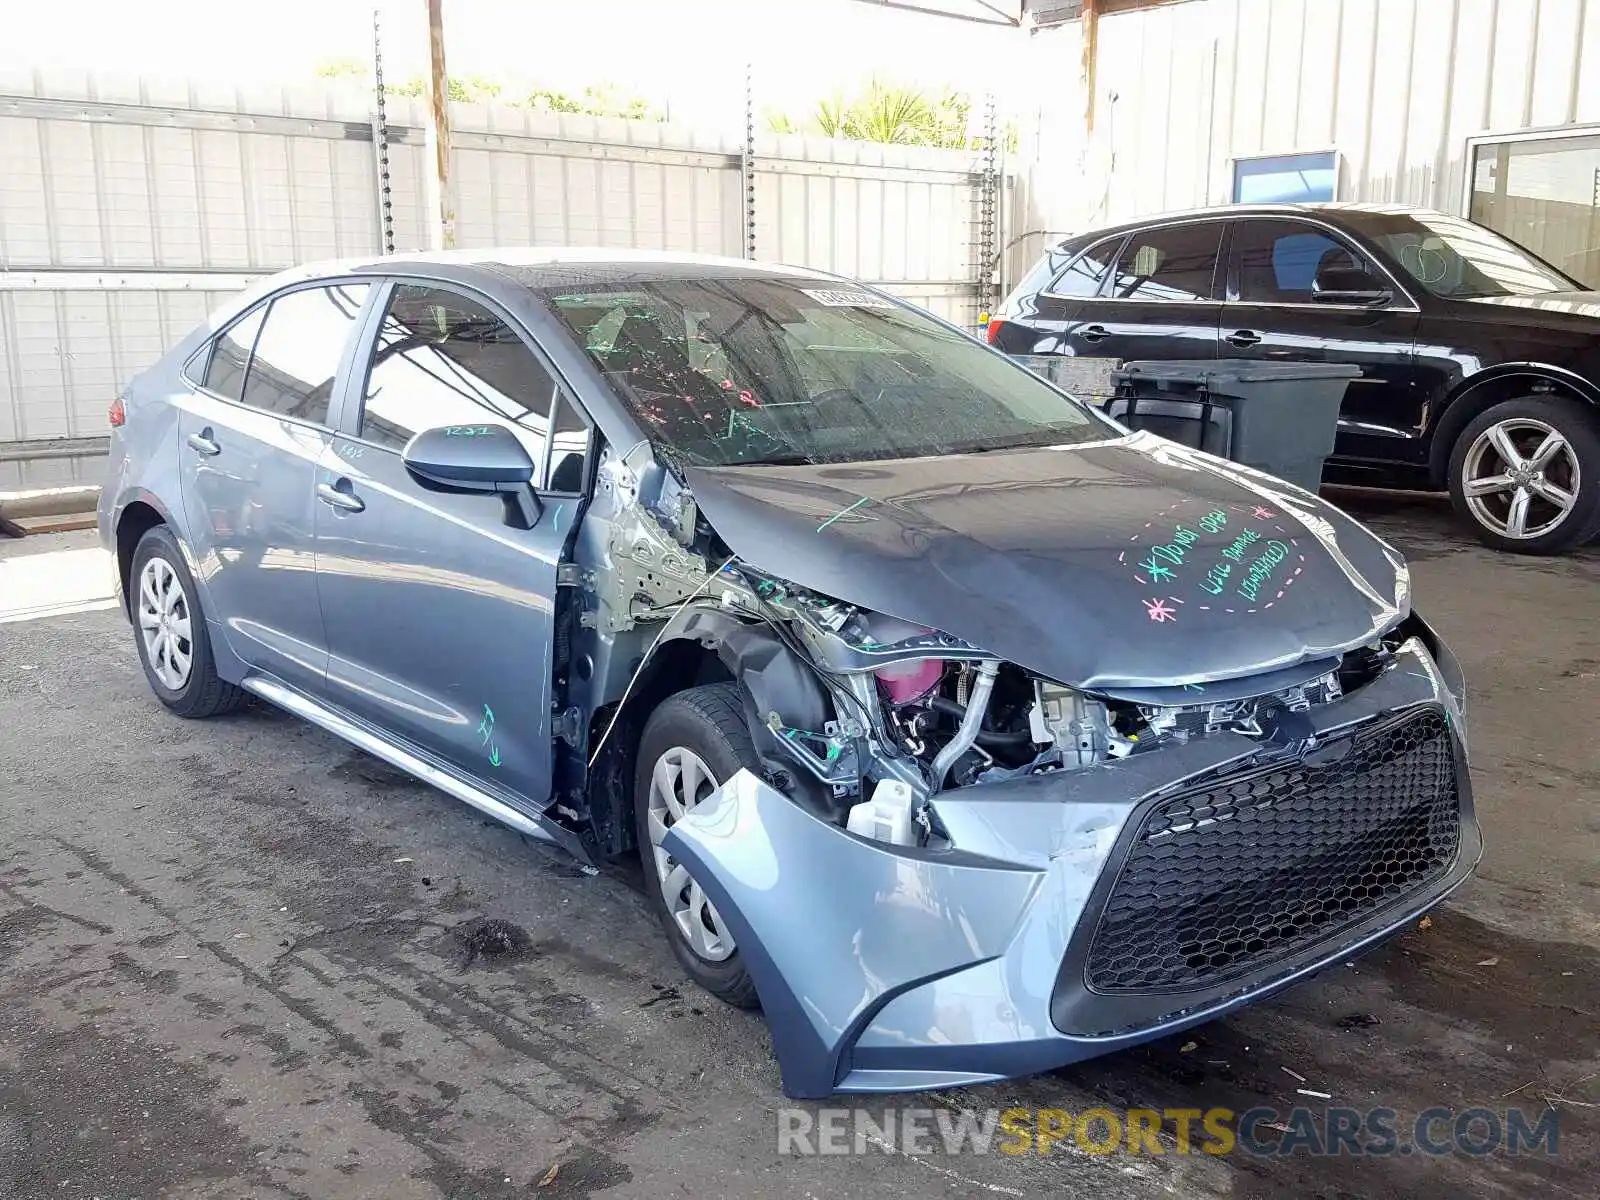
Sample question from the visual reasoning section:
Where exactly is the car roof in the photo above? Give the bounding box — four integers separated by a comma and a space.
1056, 201, 1453, 247
262, 245, 847, 290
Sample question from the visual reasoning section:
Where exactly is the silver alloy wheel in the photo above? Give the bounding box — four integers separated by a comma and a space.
646, 746, 735, 962
1461, 417, 1581, 541
137, 556, 194, 691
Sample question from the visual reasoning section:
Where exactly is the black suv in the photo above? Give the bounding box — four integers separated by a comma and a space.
990, 203, 1600, 554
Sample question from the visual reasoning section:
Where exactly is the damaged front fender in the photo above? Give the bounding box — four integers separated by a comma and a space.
661, 773, 1052, 1098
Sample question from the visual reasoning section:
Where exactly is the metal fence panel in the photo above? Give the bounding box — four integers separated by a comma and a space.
0, 76, 998, 458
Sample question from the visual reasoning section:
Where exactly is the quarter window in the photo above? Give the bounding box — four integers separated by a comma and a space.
1050, 237, 1121, 297
1233, 220, 1380, 304
239, 284, 370, 424
1010, 244, 1073, 301
360, 284, 587, 487
1108, 224, 1223, 301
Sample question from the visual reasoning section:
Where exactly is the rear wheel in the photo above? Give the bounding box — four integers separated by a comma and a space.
633, 684, 760, 1009
130, 525, 245, 718
1448, 395, 1600, 554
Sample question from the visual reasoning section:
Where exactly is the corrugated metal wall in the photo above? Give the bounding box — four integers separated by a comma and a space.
1011, 0, 1600, 277
0, 71, 996, 485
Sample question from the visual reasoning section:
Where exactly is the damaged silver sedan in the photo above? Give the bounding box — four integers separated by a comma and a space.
100, 250, 1479, 1099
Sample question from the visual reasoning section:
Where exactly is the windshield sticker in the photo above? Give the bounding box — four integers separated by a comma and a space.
1126, 499, 1307, 618
800, 288, 896, 309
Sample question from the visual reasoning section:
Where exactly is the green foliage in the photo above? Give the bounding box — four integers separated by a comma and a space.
310, 59, 660, 120
383, 74, 504, 104
314, 57, 368, 81
523, 83, 661, 122
767, 80, 978, 149
763, 108, 800, 135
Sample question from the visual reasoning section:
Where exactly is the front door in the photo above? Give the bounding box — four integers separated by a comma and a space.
178, 282, 371, 694
312, 280, 591, 811
1061, 219, 1226, 363
1219, 218, 1424, 467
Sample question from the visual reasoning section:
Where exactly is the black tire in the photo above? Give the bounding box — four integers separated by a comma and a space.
1447, 394, 1600, 555
633, 683, 761, 1010
128, 525, 246, 718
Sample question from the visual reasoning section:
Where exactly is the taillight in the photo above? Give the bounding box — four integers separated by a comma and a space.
108, 397, 126, 427
985, 317, 1008, 346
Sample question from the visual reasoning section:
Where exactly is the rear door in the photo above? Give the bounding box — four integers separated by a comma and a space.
1219, 217, 1423, 464
991, 234, 1123, 353
1060, 219, 1226, 362
312, 279, 592, 812
178, 281, 371, 694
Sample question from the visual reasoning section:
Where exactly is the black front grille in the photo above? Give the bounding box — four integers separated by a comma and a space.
1085, 708, 1460, 994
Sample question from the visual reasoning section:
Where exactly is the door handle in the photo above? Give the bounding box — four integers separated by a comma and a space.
1225, 329, 1263, 348
186, 430, 221, 456
316, 480, 365, 514
1079, 324, 1110, 343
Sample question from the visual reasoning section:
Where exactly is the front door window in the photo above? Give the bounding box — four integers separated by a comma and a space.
359, 284, 589, 489
1231, 221, 1382, 305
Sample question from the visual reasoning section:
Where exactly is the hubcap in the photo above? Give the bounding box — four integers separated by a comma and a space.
1462, 417, 1581, 540
646, 746, 735, 962
137, 556, 194, 691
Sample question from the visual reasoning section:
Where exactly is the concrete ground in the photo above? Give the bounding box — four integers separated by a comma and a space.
0, 496, 1595, 1199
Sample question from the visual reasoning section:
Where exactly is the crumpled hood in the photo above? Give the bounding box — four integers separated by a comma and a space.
684, 432, 1410, 689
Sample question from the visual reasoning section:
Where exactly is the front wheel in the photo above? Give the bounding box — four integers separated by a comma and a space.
633, 683, 761, 1009
1448, 395, 1600, 555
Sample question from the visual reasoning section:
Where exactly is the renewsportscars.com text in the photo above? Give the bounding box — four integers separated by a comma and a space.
776, 1105, 1559, 1158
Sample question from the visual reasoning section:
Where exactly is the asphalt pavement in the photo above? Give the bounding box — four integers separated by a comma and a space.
0, 496, 1596, 1199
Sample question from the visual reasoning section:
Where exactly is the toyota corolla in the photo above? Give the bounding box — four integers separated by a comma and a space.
99, 249, 1479, 1098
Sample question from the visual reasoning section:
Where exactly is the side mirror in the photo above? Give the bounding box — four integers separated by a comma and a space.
1312, 268, 1392, 307
401, 424, 542, 528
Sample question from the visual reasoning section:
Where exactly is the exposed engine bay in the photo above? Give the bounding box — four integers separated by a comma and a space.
706, 564, 1401, 840
589, 470, 1408, 851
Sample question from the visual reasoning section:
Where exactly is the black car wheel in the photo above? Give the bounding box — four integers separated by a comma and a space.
129, 525, 246, 718
1448, 395, 1600, 555
633, 683, 761, 1009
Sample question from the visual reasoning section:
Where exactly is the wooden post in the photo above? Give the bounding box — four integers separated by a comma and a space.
1082, 0, 1100, 136
424, 0, 455, 249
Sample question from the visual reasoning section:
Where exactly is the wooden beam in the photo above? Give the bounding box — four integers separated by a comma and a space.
424, 0, 455, 249
1082, 0, 1100, 135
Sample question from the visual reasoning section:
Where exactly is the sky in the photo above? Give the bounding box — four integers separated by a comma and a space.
3, 0, 1026, 130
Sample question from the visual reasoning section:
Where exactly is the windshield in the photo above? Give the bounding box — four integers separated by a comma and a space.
1354, 211, 1578, 298
537, 276, 1117, 467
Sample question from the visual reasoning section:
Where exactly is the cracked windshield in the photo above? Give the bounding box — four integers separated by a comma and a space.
540, 276, 1116, 467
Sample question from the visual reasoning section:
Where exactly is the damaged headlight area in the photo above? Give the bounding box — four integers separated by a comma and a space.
688, 561, 1424, 851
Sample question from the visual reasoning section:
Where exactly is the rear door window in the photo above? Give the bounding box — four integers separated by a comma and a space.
1108, 223, 1224, 301
202, 304, 267, 402
238, 283, 371, 425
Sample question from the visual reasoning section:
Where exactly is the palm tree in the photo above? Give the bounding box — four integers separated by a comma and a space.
765, 81, 976, 149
